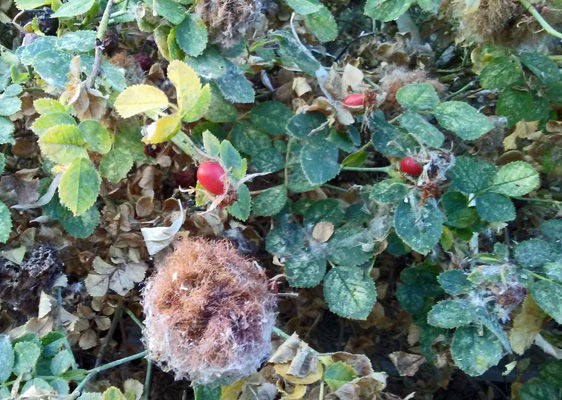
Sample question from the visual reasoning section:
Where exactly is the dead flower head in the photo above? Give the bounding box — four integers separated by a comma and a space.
141, 237, 277, 385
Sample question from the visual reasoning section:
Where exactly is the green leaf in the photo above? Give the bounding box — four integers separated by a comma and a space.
14, 0, 51, 10
215, 61, 255, 104
50, 350, 72, 376
56, 30, 97, 52
394, 201, 445, 255
13, 342, 41, 375
99, 147, 134, 183
542, 220, 562, 240
441, 191, 469, 214
492, 161, 539, 197
544, 262, 562, 283
520, 380, 562, 400
475, 307, 511, 352
0, 335, 14, 383
59, 157, 100, 215
304, 5, 338, 42
0, 95, 22, 116
232, 121, 271, 155
370, 114, 417, 157
287, 0, 322, 14
0, 153, 4, 175
266, 219, 305, 258
521, 52, 561, 86
445, 207, 478, 229
204, 82, 237, 122
400, 111, 444, 148
273, 31, 321, 76
227, 184, 251, 221
186, 48, 227, 80
438, 270, 472, 295
364, 0, 413, 22
52, 0, 95, 18
479, 56, 523, 89
370, 179, 408, 204
286, 111, 328, 139
451, 326, 503, 376
531, 280, 562, 324
303, 199, 344, 225
4, 84, 22, 97
202, 130, 221, 157
515, 239, 552, 268
31, 112, 76, 137
448, 156, 496, 193
252, 185, 288, 217
39, 125, 87, 164
435, 101, 494, 140
327, 225, 373, 266
176, 14, 208, 57
475, 192, 515, 222
0, 117, 15, 144
428, 299, 476, 328
250, 101, 293, 135
395, 83, 439, 112
417, 0, 443, 11
0, 202, 10, 244
300, 137, 340, 185
141, 0, 187, 25
324, 362, 358, 391
220, 140, 244, 174
80, 120, 111, 154
496, 88, 550, 127
60, 205, 100, 239
102, 387, 126, 400
252, 147, 285, 173
288, 163, 320, 193
323, 266, 376, 320
285, 248, 326, 288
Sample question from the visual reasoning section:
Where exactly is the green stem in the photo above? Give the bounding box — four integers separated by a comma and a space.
125, 308, 145, 330
341, 166, 391, 173
171, 132, 202, 162
518, 0, 562, 39
71, 351, 148, 398
144, 360, 152, 400
527, 271, 553, 282
447, 81, 475, 100
513, 196, 562, 206
57, 287, 78, 370
322, 183, 352, 193
284, 138, 294, 188
272, 326, 292, 342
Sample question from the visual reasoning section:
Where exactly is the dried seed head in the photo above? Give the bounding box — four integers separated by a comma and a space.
142, 237, 277, 385
196, 0, 262, 48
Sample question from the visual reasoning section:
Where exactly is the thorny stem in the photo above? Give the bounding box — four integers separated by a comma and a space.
284, 138, 294, 188
95, 298, 124, 368
86, 0, 114, 88
71, 350, 148, 398
518, 0, 562, 39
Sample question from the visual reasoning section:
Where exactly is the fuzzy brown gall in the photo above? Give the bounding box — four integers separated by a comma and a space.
141, 237, 277, 385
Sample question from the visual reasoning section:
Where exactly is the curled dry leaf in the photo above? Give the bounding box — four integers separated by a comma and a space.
312, 221, 334, 243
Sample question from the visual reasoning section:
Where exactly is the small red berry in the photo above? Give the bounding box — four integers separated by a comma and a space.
197, 161, 225, 195
342, 93, 365, 107
400, 156, 423, 175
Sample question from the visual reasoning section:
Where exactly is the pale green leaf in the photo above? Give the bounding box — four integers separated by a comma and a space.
250, 101, 293, 135
251, 185, 287, 216
182, 84, 211, 123
364, 0, 412, 21
215, 61, 255, 104
324, 362, 357, 391
287, 0, 322, 14
13, 342, 41, 375
285, 248, 326, 288
300, 137, 340, 185
451, 327, 503, 376
395, 83, 439, 111
15, 0, 51, 10
435, 101, 494, 140
475, 192, 515, 222
80, 120, 111, 154
428, 299, 476, 328
448, 156, 496, 193
31, 112, 76, 137
50, 350, 72, 376
479, 56, 523, 89
0, 117, 14, 145
99, 147, 134, 183
59, 157, 100, 215
0, 202, 12, 244
0, 95, 22, 116
142, 115, 182, 144
227, 183, 251, 221
0, 335, 13, 383
370, 179, 408, 204
394, 201, 445, 255
323, 266, 376, 320
492, 161, 539, 197
304, 5, 338, 42
400, 111, 444, 148
52, 0, 95, 18
176, 14, 208, 57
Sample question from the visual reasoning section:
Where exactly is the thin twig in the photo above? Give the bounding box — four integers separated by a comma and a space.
95, 298, 124, 368
86, 0, 115, 88
518, 0, 562, 39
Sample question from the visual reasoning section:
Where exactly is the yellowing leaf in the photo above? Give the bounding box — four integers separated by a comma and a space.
509, 295, 546, 355
142, 114, 182, 144
59, 157, 100, 215
220, 380, 245, 399
167, 60, 202, 117
275, 361, 323, 385
114, 85, 169, 118
39, 125, 87, 164
182, 84, 211, 122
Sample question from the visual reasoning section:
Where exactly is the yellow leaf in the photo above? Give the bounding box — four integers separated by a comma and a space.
114, 85, 169, 118
220, 380, 245, 399
503, 120, 540, 151
167, 60, 201, 115
142, 114, 182, 144
509, 295, 546, 355
275, 361, 323, 385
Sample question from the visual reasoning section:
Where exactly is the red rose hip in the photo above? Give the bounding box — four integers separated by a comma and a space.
400, 156, 423, 175
197, 161, 226, 195
342, 93, 365, 107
